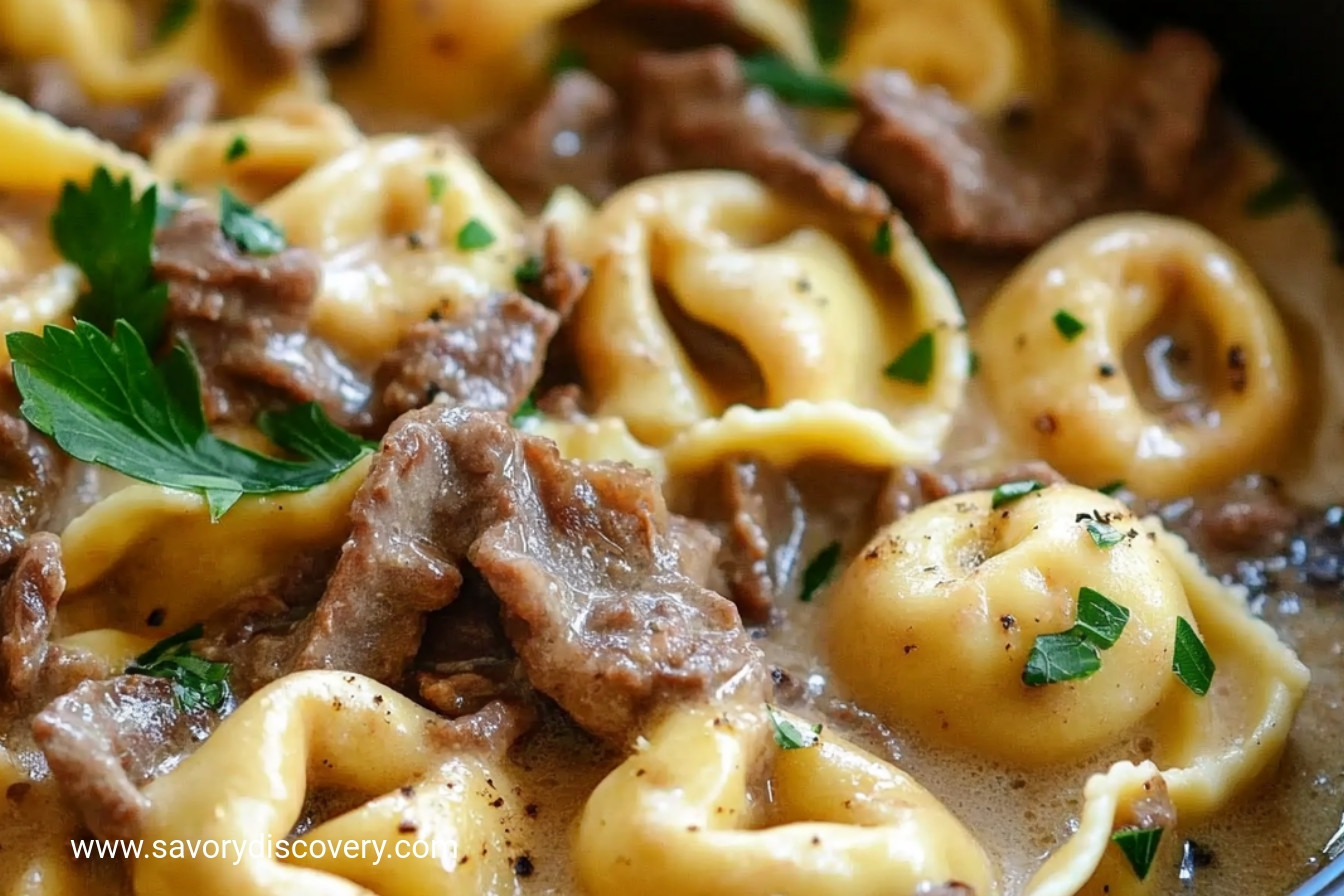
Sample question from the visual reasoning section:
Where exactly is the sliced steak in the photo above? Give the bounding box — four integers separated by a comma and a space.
219, 0, 368, 75
522, 225, 591, 320
0, 533, 64, 700
0, 412, 66, 570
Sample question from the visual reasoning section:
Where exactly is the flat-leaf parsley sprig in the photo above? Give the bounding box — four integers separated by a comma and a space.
127, 624, 231, 713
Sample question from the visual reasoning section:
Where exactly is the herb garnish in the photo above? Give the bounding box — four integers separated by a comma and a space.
426, 171, 447, 204
968, 350, 980, 376
740, 54, 854, 109
127, 624, 231, 712
219, 188, 286, 255
224, 134, 249, 163
800, 541, 842, 602
1052, 309, 1086, 341
549, 46, 587, 75
807, 0, 852, 66
456, 218, 496, 251
1073, 586, 1130, 648
511, 396, 541, 428
1245, 170, 1304, 218
884, 331, 935, 385
1022, 587, 1130, 686
7, 321, 371, 520
1172, 617, 1215, 695
153, 0, 197, 43
766, 705, 822, 750
51, 168, 168, 345
514, 254, 543, 288
1098, 480, 1126, 496
1112, 827, 1164, 881
1085, 519, 1125, 549
991, 479, 1044, 509
871, 219, 893, 255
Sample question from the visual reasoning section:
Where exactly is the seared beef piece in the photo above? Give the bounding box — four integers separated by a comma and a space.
0, 534, 64, 700
872, 461, 1067, 527
219, 0, 368, 75
292, 405, 762, 743
846, 29, 1220, 249
153, 207, 369, 426
415, 574, 528, 719
366, 291, 559, 433
12, 60, 218, 156
527, 225, 591, 320
476, 71, 620, 211
619, 46, 891, 220
0, 413, 67, 570
32, 676, 220, 839
1154, 474, 1299, 558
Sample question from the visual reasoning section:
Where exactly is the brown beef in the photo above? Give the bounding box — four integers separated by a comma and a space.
32, 676, 221, 839
476, 71, 619, 211
219, 0, 368, 75
415, 575, 528, 719
0, 533, 64, 700
872, 461, 1067, 528
530, 225, 591, 320
619, 46, 891, 220
846, 29, 1220, 249
1151, 474, 1299, 558
0, 412, 66, 570
154, 207, 369, 426
367, 291, 559, 433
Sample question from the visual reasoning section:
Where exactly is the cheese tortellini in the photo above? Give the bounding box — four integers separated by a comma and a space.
976, 214, 1300, 499
575, 703, 994, 896
571, 172, 967, 473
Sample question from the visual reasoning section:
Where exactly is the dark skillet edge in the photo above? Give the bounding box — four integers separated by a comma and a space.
1080, 0, 1344, 232
1079, 3, 1344, 894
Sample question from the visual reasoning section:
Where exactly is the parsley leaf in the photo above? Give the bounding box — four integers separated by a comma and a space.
884, 331, 935, 385
1245, 170, 1304, 218
1074, 586, 1130, 648
224, 134, 248, 163
514, 255, 543, 291
800, 541, 841, 602
511, 396, 541, 429
991, 479, 1044, 509
740, 54, 854, 109
126, 623, 231, 713
1172, 617, 1215, 696
153, 0, 197, 43
7, 321, 371, 521
766, 705, 822, 750
1022, 631, 1101, 687
50, 167, 168, 345
807, 0, 851, 65
456, 218, 496, 251
219, 188, 286, 255
1098, 480, 1126, 496
1053, 309, 1086, 341
871, 219, 893, 255
1085, 519, 1125, 549
426, 171, 447, 204
1112, 827, 1164, 881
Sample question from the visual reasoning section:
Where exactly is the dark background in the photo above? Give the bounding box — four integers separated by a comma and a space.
1081, 0, 1344, 227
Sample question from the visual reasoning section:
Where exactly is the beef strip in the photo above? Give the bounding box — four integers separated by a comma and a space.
527, 225, 591, 320
0, 412, 66, 570
0, 533, 64, 700
619, 46, 891, 220
13, 60, 217, 156
872, 461, 1067, 528
415, 574, 529, 719
219, 0, 368, 75
366, 291, 559, 433
1151, 474, 1300, 558
154, 207, 370, 427
32, 675, 220, 839
846, 29, 1220, 249
476, 71, 619, 211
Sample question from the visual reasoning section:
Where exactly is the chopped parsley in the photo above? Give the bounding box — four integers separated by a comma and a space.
1052, 309, 1086, 341
1245, 170, 1304, 218
50, 167, 168, 345
549, 46, 587, 76
1112, 827, 1164, 881
219, 188, 286, 255
1084, 519, 1125, 549
739, 54, 854, 109
6, 321, 372, 520
766, 705, 822, 750
991, 479, 1044, 509
807, 0, 852, 66
1098, 480, 1126, 496
1073, 586, 1130, 649
456, 218, 496, 251
153, 0, 197, 44
426, 171, 447, 204
800, 541, 841, 602
968, 349, 980, 377
1023, 587, 1130, 686
224, 134, 249, 163
871, 219, 893, 255
126, 624, 231, 713
1172, 617, 1215, 696
883, 331, 935, 385
514, 254, 543, 288
511, 396, 541, 428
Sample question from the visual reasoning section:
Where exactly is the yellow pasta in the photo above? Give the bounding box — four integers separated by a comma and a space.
575, 702, 995, 896
976, 214, 1300, 499
530, 415, 668, 481
572, 172, 967, 470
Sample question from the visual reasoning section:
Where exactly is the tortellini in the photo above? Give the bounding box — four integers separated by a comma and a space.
575, 703, 994, 896
976, 214, 1300, 499
571, 171, 967, 472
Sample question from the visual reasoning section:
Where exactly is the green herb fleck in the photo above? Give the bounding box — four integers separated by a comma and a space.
514, 254, 543, 289
1098, 480, 1126, 496
800, 541, 841, 602
884, 331, 935, 385
1074, 586, 1130, 649
426, 171, 447, 204
1112, 827, 1164, 881
6, 321, 372, 521
126, 624, 231, 713
456, 218, 496, 251
968, 350, 980, 377
1022, 631, 1101, 687
740, 54, 854, 109
224, 134, 248, 163
511, 396, 541, 429
1245, 171, 1304, 218
766, 705, 822, 750
1053, 309, 1086, 341
550, 46, 587, 76
991, 479, 1044, 509
807, 0, 851, 65
153, 0, 197, 44
1085, 519, 1125, 549
871, 219, 893, 255
219, 188, 286, 255
1172, 617, 1215, 696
